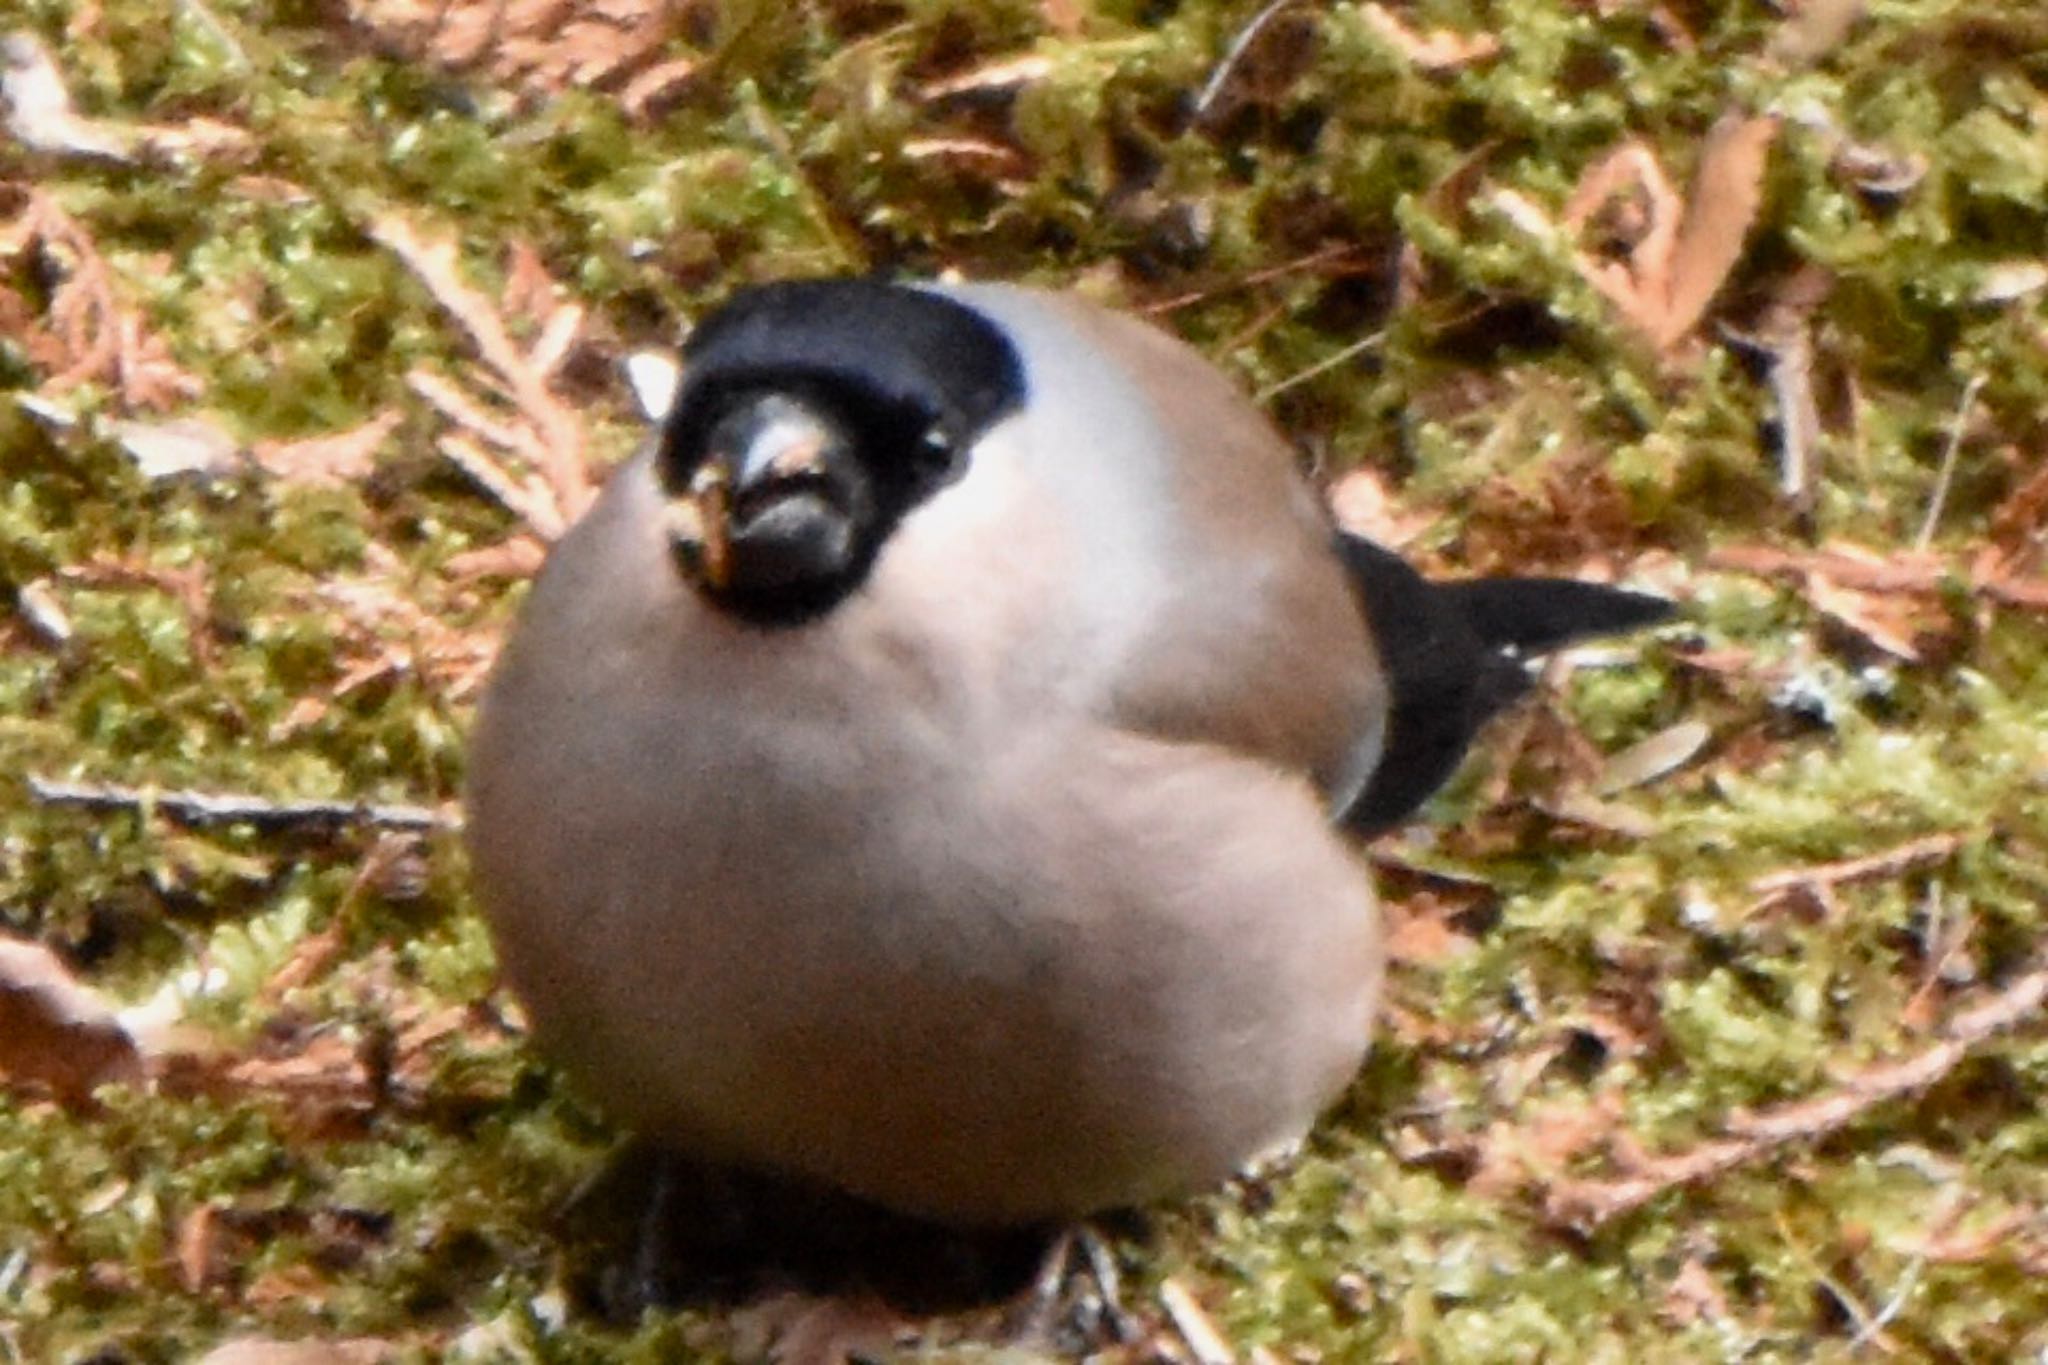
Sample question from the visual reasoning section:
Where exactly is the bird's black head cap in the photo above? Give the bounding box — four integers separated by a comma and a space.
657, 279, 1026, 627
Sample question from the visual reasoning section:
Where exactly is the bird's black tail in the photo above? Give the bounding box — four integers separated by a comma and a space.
1333, 532, 1672, 835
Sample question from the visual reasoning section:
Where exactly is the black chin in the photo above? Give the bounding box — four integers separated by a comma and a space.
693, 491, 876, 629
728, 492, 858, 594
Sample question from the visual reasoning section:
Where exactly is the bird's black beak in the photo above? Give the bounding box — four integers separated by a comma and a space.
665, 393, 868, 596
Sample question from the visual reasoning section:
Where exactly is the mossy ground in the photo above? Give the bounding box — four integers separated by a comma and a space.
2, 0, 2045, 1360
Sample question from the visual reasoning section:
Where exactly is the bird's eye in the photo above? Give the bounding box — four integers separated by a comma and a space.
914, 426, 961, 481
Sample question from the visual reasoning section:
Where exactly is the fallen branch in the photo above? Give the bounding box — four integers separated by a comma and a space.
1749, 831, 1966, 911
1544, 964, 2048, 1228
26, 775, 456, 833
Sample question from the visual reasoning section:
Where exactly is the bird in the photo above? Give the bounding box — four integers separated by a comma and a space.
465, 278, 1670, 1229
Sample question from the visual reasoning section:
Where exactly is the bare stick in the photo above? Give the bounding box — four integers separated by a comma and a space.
1257, 329, 1386, 401
1191, 0, 1299, 126
26, 775, 456, 833
1545, 963, 2048, 1228
1160, 1278, 1239, 1365
1915, 374, 1983, 551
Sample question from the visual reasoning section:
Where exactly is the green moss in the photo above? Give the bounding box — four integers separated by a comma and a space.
5, 0, 2047, 1356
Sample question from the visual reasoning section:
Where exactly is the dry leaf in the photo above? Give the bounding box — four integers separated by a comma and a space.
919, 53, 1054, 102
1539, 790, 1660, 837
444, 535, 548, 580
1663, 1257, 1734, 1326
259, 921, 350, 1004
501, 238, 564, 336
135, 115, 255, 161
619, 55, 700, 119
1553, 143, 1684, 345
58, 553, 217, 668
624, 348, 680, 421
1469, 1092, 1625, 1199
178, 1202, 230, 1293
1, 29, 134, 159
1906, 1208, 2035, 1266
1768, 0, 1866, 65
110, 414, 243, 481
2, 32, 251, 163
308, 540, 502, 703
1040, 0, 1087, 36
15, 577, 73, 644
1594, 720, 1711, 795
1383, 896, 1478, 966
1556, 112, 1777, 351
1976, 261, 2048, 304
1733, 544, 1969, 657
1805, 572, 1925, 660
0, 933, 146, 1106
1984, 446, 2048, 580
250, 411, 402, 487
243, 1265, 340, 1308
1358, 3, 1500, 72
901, 136, 1029, 176
1327, 466, 1436, 548
1710, 539, 2048, 621
1662, 113, 1779, 348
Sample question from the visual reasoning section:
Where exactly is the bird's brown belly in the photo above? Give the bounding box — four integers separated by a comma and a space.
475, 719, 1378, 1226
467, 578, 1381, 1226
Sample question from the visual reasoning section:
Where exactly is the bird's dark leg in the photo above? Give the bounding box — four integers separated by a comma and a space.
1007, 1223, 1136, 1352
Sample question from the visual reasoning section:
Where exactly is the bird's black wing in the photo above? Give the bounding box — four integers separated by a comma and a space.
1333, 532, 1671, 835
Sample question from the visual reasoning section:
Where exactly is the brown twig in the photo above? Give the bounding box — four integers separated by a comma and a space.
1544, 964, 2048, 1228
1257, 328, 1388, 401
1142, 243, 1369, 317
1748, 832, 1966, 911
